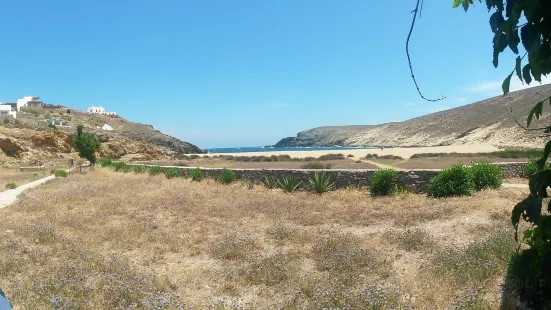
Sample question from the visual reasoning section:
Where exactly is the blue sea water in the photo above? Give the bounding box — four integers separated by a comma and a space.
206, 146, 378, 154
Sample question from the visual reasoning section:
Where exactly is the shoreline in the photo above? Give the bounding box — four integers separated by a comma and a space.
203, 144, 501, 159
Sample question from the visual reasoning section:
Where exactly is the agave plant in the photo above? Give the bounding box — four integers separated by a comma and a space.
308, 171, 336, 194
278, 176, 302, 193
264, 176, 278, 189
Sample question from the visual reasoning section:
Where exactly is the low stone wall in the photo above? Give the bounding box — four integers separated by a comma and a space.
495, 162, 527, 178
131, 162, 528, 193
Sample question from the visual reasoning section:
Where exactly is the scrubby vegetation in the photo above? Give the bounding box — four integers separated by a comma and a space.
164, 168, 181, 179
54, 170, 68, 178
366, 154, 403, 160
278, 176, 302, 193
189, 168, 204, 181
308, 171, 336, 194
428, 165, 474, 198
471, 162, 502, 190
523, 157, 550, 177
263, 176, 277, 189
300, 162, 332, 169
217, 168, 236, 184
369, 169, 398, 196
4, 183, 17, 190
411, 149, 543, 159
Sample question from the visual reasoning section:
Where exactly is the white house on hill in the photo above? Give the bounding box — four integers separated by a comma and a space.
87, 106, 117, 116
16, 96, 42, 111
102, 124, 113, 131
0, 102, 17, 118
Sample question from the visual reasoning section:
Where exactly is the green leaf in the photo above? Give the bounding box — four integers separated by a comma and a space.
527, 101, 543, 127
521, 24, 538, 56
453, 0, 462, 8
526, 195, 542, 224
462, 0, 470, 11
530, 58, 542, 82
523, 64, 533, 84
493, 33, 508, 67
543, 139, 551, 164
512, 197, 529, 241
506, 25, 520, 54
515, 56, 523, 82
502, 73, 512, 95
489, 11, 504, 33
523, 0, 537, 21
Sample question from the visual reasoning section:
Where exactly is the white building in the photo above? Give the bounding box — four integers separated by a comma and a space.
0, 102, 17, 118
87, 105, 117, 116
102, 124, 113, 131
16, 96, 42, 111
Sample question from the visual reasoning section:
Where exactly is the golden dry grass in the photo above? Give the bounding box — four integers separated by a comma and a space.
0, 169, 527, 309
0, 167, 49, 192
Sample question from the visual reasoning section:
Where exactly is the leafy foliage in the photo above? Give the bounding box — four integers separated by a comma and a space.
217, 168, 236, 184
263, 176, 278, 189
471, 162, 503, 190
189, 168, 204, 182
148, 166, 165, 176
54, 170, 68, 178
164, 168, 181, 179
523, 157, 550, 177
74, 124, 101, 165
456, 1, 551, 307
98, 158, 113, 168
4, 183, 17, 190
369, 169, 398, 196
278, 176, 302, 193
308, 171, 336, 194
427, 165, 474, 198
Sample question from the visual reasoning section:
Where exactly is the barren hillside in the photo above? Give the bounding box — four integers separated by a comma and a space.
275, 84, 551, 148
0, 105, 204, 166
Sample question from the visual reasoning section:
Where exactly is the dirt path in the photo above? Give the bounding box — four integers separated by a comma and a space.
0, 175, 56, 208
360, 159, 404, 170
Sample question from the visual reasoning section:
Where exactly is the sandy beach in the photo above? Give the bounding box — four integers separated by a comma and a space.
206, 144, 501, 159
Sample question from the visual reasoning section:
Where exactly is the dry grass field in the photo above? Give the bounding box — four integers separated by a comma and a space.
141, 158, 379, 170
0, 169, 527, 309
0, 167, 49, 192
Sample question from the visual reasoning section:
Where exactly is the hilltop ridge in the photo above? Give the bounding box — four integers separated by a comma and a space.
275, 84, 551, 149
0, 104, 204, 165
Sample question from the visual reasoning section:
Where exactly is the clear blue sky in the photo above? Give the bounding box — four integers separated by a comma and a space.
0, 1, 547, 148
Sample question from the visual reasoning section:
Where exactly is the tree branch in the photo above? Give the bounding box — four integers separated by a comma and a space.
406, 0, 446, 102
510, 107, 550, 131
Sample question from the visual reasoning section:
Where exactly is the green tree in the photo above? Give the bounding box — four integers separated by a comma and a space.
74, 124, 101, 164
448, 1, 550, 307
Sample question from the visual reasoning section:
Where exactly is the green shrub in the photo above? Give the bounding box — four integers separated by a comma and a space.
54, 170, 68, 177
264, 176, 278, 189
308, 171, 336, 194
5, 183, 17, 190
369, 169, 398, 196
111, 162, 131, 173
218, 168, 236, 184
428, 165, 474, 198
278, 176, 302, 193
189, 168, 204, 181
131, 165, 147, 174
66, 109, 71, 114
524, 157, 550, 177
347, 154, 354, 157
471, 162, 502, 190
98, 158, 113, 167
48, 123, 57, 130
148, 166, 165, 176
164, 168, 181, 179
